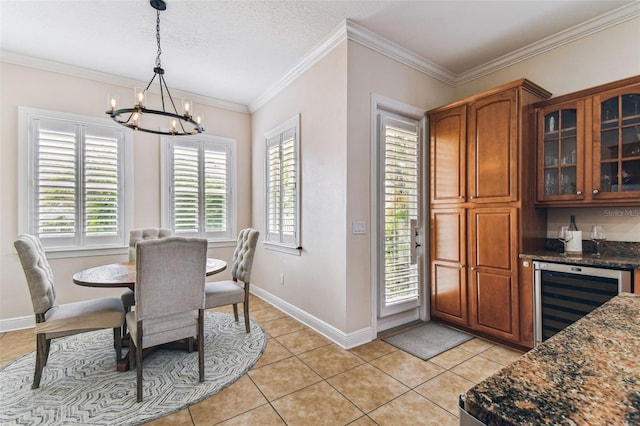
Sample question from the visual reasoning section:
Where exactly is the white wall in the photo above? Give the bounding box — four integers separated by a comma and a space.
344, 41, 452, 332
0, 62, 252, 326
455, 17, 640, 242
250, 43, 350, 333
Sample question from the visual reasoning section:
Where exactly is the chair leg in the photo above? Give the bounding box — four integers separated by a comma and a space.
232, 303, 239, 322
113, 328, 122, 363
136, 321, 143, 403
243, 301, 250, 333
198, 309, 204, 382
44, 338, 51, 366
122, 306, 130, 337
32, 333, 49, 389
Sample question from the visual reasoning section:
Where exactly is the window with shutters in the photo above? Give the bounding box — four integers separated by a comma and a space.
264, 114, 300, 253
161, 134, 236, 243
18, 107, 133, 255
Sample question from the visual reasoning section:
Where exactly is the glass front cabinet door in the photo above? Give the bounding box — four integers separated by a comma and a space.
537, 101, 584, 202
592, 85, 640, 200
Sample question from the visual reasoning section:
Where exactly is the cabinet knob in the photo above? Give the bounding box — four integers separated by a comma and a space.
593, 189, 600, 195
470, 267, 475, 271
576, 190, 582, 195
459, 265, 465, 269
459, 196, 464, 200
469, 195, 475, 200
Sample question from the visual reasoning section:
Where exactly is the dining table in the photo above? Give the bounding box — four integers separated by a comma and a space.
72, 257, 227, 371
72, 258, 227, 289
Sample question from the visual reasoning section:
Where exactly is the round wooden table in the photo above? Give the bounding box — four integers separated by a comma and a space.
72, 258, 227, 289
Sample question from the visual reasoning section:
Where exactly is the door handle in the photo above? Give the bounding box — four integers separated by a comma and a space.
410, 219, 419, 265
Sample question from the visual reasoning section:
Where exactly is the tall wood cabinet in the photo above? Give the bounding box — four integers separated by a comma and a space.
428, 79, 551, 347
535, 75, 640, 206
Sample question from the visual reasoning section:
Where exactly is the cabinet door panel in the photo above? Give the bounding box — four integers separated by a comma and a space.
536, 100, 585, 202
470, 270, 518, 339
432, 209, 464, 263
473, 210, 514, 271
430, 106, 466, 204
468, 207, 519, 341
592, 83, 640, 200
431, 263, 467, 324
430, 208, 467, 325
468, 90, 517, 203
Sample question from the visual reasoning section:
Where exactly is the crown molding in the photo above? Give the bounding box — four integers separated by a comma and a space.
456, 2, 640, 85
345, 20, 458, 86
0, 50, 250, 114
248, 20, 350, 112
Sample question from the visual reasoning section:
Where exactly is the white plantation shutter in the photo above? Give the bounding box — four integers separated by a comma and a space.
380, 114, 421, 315
163, 135, 235, 241
35, 122, 77, 239
264, 115, 300, 250
204, 149, 227, 232
84, 133, 119, 237
20, 107, 132, 252
173, 145, 200, 233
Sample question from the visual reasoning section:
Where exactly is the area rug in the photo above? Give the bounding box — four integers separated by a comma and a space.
0, 311, 266, 425
383, 322, 473, 360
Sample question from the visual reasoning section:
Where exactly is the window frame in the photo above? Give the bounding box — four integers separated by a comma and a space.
160, 133, 237, 246
264, 114, 301, 255
18, 106, 133, 258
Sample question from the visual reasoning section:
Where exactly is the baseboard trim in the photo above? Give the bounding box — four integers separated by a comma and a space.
0, 315, 34, 333
250, 286, 373, 349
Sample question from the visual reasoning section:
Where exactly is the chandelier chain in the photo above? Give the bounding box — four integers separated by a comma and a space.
155, 10, 162, 68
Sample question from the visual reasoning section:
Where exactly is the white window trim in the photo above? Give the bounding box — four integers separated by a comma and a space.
160, 133, 237, 247
18, 107, 133, 258
263, 114, 301, 255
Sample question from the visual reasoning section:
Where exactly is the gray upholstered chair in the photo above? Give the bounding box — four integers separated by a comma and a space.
126, 237, 208, 402
120, 228, 173, 334
14, 234, 125, 389
205, 228, 259, 333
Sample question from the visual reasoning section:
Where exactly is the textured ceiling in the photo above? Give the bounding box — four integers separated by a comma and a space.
0, 0, 636, 109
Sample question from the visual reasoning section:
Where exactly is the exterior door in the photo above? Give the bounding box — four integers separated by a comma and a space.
378, 111, 423, 318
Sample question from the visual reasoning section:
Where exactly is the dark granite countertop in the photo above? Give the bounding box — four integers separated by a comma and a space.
464, 293, 640, 425
520, 251, 640, 269
521, 240, 640, 269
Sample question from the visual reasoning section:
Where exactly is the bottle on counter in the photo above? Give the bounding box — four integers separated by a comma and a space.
566, 215, 582, 255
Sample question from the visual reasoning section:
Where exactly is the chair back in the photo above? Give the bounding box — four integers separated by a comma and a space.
134, 237, 207, 320
231, 228, 259, 283
128, 227, 173, 261
14, 234, 56, 314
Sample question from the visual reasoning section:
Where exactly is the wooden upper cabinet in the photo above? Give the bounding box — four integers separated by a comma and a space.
592, 84, 640, 200
468, 89, 518, 203
535, 75, 640, 206
430, 105, 467, 205
536, 99, 586, 202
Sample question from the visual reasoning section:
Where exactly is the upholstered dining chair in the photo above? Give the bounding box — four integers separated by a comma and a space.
204, 228, 259, 333
14, 234, 125, 389
127, 237, 208, 402
120, 228, 173, 334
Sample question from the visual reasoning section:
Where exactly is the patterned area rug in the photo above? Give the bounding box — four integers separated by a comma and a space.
0, 311, 266, 425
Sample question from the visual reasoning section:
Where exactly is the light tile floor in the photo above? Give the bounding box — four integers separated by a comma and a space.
0, 295, 524, 425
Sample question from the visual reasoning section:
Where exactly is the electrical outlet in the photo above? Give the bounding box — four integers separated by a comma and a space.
280, 274, 285, 285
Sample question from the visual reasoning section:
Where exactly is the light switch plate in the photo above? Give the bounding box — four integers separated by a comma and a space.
352, 221, 366, 234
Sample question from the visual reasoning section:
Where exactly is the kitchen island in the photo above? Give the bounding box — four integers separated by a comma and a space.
462, 293, 640, 425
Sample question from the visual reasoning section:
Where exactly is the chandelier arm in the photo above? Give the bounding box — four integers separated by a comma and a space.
106, 0, 203, 136
160, 74, 180, 115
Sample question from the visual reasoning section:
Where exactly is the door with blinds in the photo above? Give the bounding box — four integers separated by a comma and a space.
378, 112, 423, 318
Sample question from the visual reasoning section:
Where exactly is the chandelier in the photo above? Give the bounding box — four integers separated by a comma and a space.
106, 0, 204, 136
